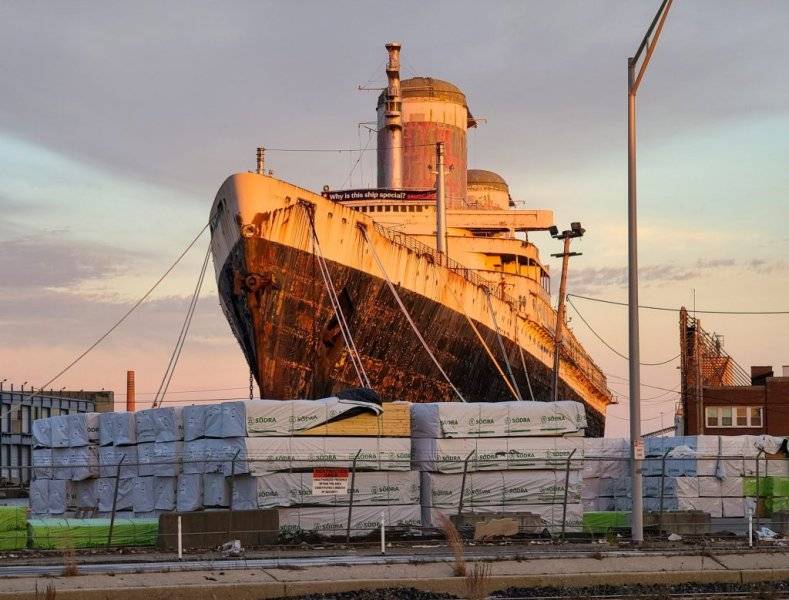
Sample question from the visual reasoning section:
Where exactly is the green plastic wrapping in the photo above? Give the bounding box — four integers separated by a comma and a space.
0, 505, 28, 532
0, 530, 27, 551
743, 476, 789, 498
29, 518, 158, 549
582, 511, 630, 534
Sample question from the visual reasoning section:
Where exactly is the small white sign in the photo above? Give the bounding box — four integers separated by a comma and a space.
312, 467, 349, 496
633, 440, 645, 460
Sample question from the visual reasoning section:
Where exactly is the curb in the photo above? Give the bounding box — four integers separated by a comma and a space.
3, 568, 789, 599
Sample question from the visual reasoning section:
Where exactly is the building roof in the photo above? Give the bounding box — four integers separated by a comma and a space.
467, 169, 509, 190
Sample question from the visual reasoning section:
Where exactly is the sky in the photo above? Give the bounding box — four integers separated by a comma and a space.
0, 1, 787, 436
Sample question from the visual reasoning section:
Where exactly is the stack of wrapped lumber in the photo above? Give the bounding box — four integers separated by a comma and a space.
0, 505, 27, 550
412, 401, 588, 533
584, 435, 789, 519
30, 412, 101, 516
179, 397, 417, 537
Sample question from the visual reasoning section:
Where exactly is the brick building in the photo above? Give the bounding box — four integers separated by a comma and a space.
679, 307, 789, 436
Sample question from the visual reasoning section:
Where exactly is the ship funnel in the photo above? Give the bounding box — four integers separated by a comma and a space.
381, 42, 403, 188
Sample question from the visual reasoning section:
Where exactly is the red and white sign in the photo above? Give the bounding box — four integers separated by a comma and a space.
312, 467, 350, 496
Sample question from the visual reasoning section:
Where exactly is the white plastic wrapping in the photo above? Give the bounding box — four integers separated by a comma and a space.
29, 479, 49, 515
243, 397, 382, 437
176, 474, 203, 512
279, 503, 420, 538
183, 405, 207, 441
97, 477, 134, 512
133, 477, 155, 513
411, 401, 586, 438
99, 445, 138, 479
137, 442, 156, 477
52, 448, 71, 480
232, 471, 420, 510
205, 402, 246, 438
32, 448, 53, 480
203, 473, 230, 507
69, 445, 99, 481
182, 439, 205, 475
136, 407, 183, 443
32, 418, 51, 448
152, 441, 181, 477
50, 415, 70, 448
412, 436, 584, 473
421, 471, 582, 511
153, 476, 177, 511
99, 412, 136, 446
68, 413, 100, 447
74, 479, 98, 509
48, 479, 74, 514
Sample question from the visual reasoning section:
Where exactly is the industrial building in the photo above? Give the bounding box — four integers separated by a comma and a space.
679, 308, 789, 436
0, 384, 113, 487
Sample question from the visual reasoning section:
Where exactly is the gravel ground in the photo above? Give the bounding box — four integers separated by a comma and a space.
273, 580, 789, 599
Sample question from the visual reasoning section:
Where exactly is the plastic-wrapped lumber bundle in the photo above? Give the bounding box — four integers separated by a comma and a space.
231, 471, 419, 510
32, 448, 53, 480
203, 473, 231, 508
153, 476, 177, 512
185, 436, 411, 475
99, 412, 136, 446
67, 413, 100, 447
278, 503, 421, 539
97, 477, 134, 513
50, 415, 70, 448
411, 401, 586, 438
98, 445, 138, 479
412, 436, 584, 473
138, 442, 180, 478
135, 407, 184, 443
32, 418, 51, 448
176, 474, 203, 512
69, 445, 99, 481
421, 470, 582, 513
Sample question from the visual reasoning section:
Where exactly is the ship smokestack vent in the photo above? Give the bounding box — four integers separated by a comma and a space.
256, 147, 266, 175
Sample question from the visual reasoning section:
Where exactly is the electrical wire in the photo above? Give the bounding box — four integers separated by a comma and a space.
567, 297, 680, 366
152, 242, 212, 408
35, 223, 210, 394
569, 293, 789, 315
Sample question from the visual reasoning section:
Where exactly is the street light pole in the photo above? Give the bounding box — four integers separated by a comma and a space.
627, 0, 674, 545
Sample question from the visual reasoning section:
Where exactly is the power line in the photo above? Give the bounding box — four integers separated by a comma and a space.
569, 293, 789, 315
567, 297, 680, 366
35, 223, 210, 393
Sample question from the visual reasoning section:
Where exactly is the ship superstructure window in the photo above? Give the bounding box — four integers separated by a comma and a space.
705, 406, 764, 428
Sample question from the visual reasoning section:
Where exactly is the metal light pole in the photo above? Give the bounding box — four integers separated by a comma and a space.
550, 223, 585, 403
628, 0, 674, 544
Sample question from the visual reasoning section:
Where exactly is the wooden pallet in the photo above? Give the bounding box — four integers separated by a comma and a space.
295, 402, 410, 437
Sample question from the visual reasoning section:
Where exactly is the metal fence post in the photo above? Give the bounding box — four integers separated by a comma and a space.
107, 454, 126, 550
228, 448, 241, 536
346, 449, 362, 544
560, 448, 577, 539
457, 449, 477, 517
659, 449, 670, 529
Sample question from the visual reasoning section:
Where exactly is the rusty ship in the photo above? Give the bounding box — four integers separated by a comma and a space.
209, 42, 613, 435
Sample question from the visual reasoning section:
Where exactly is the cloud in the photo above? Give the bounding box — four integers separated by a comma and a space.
747, 258, 787, 274
568, 258, 746, 294
0, 233, 136, 290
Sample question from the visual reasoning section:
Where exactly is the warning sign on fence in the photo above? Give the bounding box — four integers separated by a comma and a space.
312, 467, 350, 496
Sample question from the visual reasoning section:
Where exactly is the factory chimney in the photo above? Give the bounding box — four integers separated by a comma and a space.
126, 370, 136, 412
256, 147, 266, 175
382, 42, 403, 188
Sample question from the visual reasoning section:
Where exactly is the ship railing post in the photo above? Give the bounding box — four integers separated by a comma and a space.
561, 448, 577, 539
346, 449, 363, 544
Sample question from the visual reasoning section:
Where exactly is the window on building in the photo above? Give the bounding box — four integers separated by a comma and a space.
705, 406, 719, 427
705, 406, 764, 428
21, 405, 30, 434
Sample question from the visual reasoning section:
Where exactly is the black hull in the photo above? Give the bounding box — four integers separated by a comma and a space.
217, 237, 605, 436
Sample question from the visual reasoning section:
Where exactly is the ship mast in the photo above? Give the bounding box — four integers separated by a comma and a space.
382, 42, 403, 189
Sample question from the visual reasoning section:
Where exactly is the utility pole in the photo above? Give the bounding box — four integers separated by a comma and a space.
549, 223, 585, 403
435, 142, 447, 255
627, 0, 674, 545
